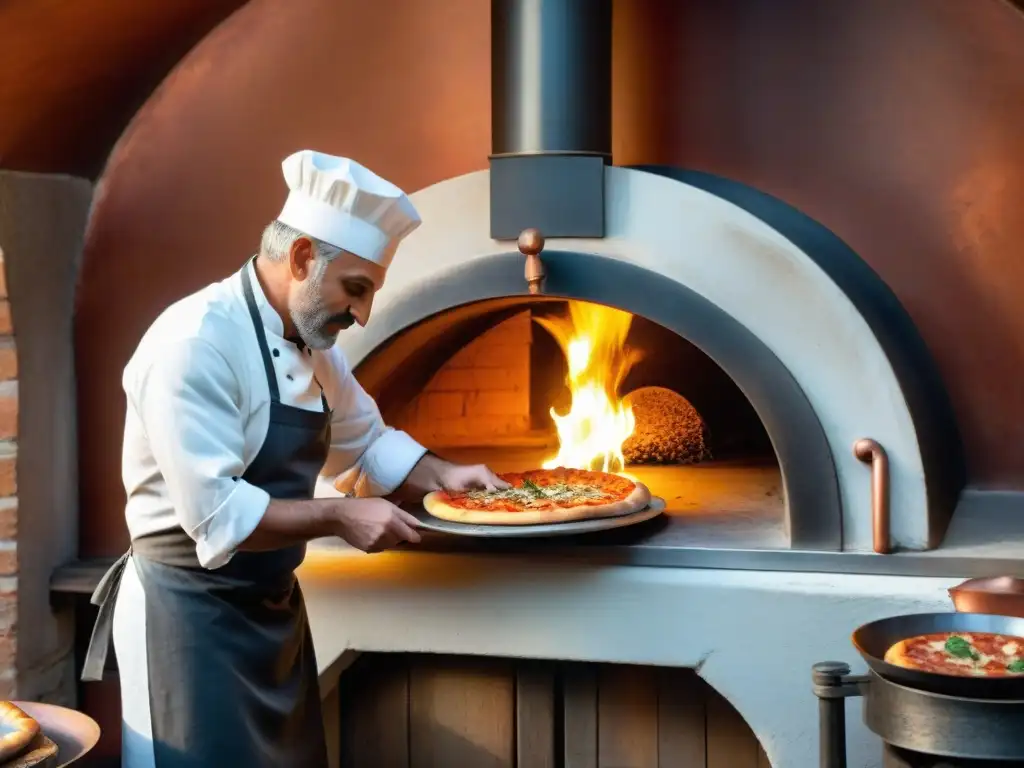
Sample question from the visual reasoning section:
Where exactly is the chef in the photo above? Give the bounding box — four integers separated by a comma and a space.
81, 150, 509, 768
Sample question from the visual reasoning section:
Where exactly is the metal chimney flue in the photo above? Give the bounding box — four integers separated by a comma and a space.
489, 0, 612, 240
491, 0, 612, 158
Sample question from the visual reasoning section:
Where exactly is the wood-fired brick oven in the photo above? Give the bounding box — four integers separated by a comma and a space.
324, 0, 972, 563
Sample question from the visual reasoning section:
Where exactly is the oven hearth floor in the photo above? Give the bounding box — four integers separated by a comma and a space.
432, 447, 789, 550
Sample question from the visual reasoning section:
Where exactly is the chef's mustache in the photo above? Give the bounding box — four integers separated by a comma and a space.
327, 311, 355, 329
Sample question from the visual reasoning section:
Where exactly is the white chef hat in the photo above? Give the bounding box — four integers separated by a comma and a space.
276, 150, 421, 269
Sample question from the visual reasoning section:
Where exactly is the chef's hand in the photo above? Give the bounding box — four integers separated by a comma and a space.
436, 462, 511, 492
402, 453, 510, 495
335, 497, 422, 553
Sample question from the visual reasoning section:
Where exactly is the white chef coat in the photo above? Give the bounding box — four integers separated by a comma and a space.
120, 258, 428, 569
115, 259, 427, 768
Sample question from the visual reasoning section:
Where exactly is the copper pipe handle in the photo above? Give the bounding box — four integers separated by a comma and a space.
853, 438, 891, 554
518, 228, 546, 295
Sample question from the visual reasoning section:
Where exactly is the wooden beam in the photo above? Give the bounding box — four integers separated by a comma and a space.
562, 662, 598, 768
516, 661, 556, 768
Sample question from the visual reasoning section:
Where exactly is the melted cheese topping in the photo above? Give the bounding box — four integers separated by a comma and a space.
929, 634, 1023, 675
464, 482, 612, 508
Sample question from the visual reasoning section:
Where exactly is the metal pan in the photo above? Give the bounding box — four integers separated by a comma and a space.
852, 612, 1024, 700
413, 497, 666, 538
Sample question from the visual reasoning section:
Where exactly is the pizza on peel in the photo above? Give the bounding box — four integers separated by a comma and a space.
422, 467, 652, 526
884, 631, 1024, 677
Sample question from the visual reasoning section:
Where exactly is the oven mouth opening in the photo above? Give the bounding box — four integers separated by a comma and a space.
356, 296, 787, 550
346, 248, 841, 552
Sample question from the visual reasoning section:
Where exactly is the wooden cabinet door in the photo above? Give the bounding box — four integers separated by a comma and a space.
335, 654, 770, 768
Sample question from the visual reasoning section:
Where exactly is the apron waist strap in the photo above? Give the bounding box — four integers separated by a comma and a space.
132, 529, 204, 568
80, 529, 306, 682
81, 532, 216, 682
81, 549, 132, 682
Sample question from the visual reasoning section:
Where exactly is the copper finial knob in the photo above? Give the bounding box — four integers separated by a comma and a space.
518, 228, 545, 256
518, 228, 546, 295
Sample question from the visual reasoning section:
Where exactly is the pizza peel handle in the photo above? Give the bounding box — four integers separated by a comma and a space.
852, 612, 1024, 700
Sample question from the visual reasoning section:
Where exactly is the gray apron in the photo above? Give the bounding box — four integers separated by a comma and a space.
83, 261, 331, 767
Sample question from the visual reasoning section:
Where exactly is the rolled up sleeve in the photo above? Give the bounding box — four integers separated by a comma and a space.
318, 353, 427, 498
133, 337, 270, 569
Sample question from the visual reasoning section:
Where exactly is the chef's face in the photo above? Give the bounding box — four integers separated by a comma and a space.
286, 237, 385, 350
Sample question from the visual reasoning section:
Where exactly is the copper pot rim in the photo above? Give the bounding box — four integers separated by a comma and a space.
948, 576, 1024, 596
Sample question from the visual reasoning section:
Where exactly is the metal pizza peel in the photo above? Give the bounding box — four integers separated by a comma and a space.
411, 496, 666, 538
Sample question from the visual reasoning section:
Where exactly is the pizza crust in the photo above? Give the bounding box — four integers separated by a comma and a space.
883, 640, 911, 668
423, 481, 652, 526
0, 701, 40, 762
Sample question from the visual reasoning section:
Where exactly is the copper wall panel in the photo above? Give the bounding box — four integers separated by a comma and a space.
0, 0, 247, 178
612, 0, 1024, 488
76, 0, 1024, 556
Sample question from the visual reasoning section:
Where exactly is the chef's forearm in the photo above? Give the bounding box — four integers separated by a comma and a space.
238, 498, 343, 551
345, 428, 429, 497
395, 452, 448, 496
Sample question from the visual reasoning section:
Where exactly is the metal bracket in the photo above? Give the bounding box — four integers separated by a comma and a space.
812, 661, 870, 699
812, 661, 870, 768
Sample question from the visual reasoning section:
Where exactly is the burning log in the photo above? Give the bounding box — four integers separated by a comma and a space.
622, 387, 710, 466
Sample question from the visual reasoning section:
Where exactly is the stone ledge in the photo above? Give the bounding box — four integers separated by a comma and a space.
50, 558, 115, 595
49, 541, 1024, 597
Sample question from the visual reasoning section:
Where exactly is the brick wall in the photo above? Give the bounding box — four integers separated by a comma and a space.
0, 252, 16, 697
393, 311, 536, 447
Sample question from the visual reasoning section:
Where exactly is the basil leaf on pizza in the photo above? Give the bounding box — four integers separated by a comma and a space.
423, 468, 652, 526
521, 478, 545, 498
944, 636, 978, 660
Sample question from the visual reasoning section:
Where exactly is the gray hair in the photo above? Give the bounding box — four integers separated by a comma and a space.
259, 221, 341, 268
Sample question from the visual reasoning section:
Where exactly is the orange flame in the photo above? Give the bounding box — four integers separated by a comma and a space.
534, 302, 641, 474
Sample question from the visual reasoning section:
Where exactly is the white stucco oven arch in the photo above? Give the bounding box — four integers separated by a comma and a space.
337, 166, 962, 553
